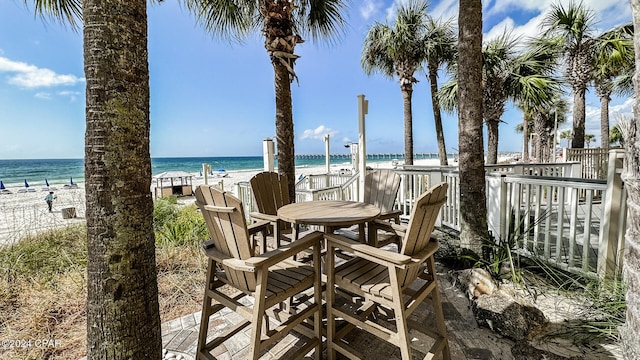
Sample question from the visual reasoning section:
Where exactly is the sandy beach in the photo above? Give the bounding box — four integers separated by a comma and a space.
0, 159, 429, 246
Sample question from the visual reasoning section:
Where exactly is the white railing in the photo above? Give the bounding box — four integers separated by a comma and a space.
235, 150, 626, 279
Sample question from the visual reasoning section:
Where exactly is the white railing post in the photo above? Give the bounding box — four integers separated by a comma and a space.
263, 138, 275, 172
597, 149, 626, 278
486, 173, 507, 241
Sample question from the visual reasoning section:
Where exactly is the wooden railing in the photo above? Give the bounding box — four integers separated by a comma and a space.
235, 150, 627, 278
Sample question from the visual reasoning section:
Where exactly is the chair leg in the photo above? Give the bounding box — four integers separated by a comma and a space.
249, 268, 269, 360
389, 266, 412, 360
326, 244, 337, 360
426, 257, 451, 360
313, 243, 323, 360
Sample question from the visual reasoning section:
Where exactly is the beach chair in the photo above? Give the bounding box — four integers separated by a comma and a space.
194, 185, 323, 360
325, 182, 451, 360
249, 171, 297, 251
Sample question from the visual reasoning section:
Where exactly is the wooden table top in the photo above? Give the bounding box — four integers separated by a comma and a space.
277, 200, 380, 227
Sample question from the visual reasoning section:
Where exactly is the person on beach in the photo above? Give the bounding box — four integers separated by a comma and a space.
45, 191, 56, 212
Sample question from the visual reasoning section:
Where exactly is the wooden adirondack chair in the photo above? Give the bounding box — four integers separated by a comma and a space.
325, 182, 451, 360
250, 171, 295, 250
194, 185, 323, 360
359, 169, 403, 247
363, 169, 402, 222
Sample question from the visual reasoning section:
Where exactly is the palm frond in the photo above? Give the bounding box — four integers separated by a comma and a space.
299, 0, 349, 44
183, 0, 258, 41
29, 0, 82, 30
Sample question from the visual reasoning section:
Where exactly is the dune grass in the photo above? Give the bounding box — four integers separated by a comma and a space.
0, 200, 208, 360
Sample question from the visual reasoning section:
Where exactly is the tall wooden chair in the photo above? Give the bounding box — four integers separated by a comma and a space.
360, 169, 402, 247
194, 185, 323, 360
363, 169, 402, 222
325, 182, 451, 360
250, 171, 294, 250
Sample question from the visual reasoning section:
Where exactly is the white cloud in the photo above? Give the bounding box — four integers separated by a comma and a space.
58, 90, 81, 101
35, 92, 52, 100
0, 56, 84, 88
300, 125, 338, 140
360, 0, 383, 20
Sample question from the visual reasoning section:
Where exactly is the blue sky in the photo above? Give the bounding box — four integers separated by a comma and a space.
0, 0, 633, 159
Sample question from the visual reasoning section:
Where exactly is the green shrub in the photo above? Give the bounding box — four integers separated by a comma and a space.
0, 225, 87, 283
155, 204, 208, 247
153, 197, 179, 231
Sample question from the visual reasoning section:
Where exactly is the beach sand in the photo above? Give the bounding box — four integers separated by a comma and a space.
1, 159, 437, 245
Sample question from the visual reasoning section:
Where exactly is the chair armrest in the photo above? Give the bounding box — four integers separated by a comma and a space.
244, 231, 323, 268
370, 219, 406, 236
203, 242, 256, 272
250, 212, 279, 224
378, 209, 402, 221
247, 220, 269, 236
410, 238, 439, 264
325, 233, 411, 267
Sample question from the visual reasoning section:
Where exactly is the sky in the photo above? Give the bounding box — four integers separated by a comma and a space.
0, 0, 634, 160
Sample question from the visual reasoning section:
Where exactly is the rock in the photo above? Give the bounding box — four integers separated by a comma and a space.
453, 268, 497, 299
473, 288, 548, 341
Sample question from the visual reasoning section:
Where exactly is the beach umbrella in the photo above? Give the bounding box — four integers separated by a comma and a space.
0, 181, 5, 190
70, 177, 74, 185
45, 178, 50, 187
24, 179, 29, 188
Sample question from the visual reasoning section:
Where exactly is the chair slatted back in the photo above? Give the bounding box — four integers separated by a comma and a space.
195, 185, 257, 292
250, 171, 291, 216
399, 182, 448, 286
363, 169, 401, 214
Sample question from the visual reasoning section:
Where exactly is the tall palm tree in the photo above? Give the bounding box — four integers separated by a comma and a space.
623, 3, 640, 357
30, 0, 163, 357
560, 129, 573, 148
481, 32, 519, 164
594, 23, 634, 148
423, 16, 456, 166
185, 0, 348, 200
457, 0, 487, 256
361, 0, 430, 166
83, 1, 163, 357
540, 1, 597, 149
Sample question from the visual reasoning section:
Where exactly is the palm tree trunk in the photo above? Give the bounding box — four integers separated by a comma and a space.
428, 65, 448, 165
457, 0, 488, 257
571, 87, 586, 148
486, 119, 499, 164
522, 116, 530, 162
621, 2, 640, 356
402, 86, 414, 166
84, 0, 162, 358
533, 113, 547, 162
600, 94, 610, 149
262, 1, 298, 201
274, 62, 296, 200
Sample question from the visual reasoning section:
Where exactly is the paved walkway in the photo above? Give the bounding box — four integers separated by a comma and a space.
161, 268, 518, 360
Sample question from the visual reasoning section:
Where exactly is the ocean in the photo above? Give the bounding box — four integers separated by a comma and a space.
0, 155, 415, 188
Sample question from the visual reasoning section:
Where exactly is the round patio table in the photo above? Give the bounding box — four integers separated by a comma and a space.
277, 200, 380, 243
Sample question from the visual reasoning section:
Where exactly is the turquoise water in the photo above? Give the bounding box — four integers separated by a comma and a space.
0, 155, 406, 188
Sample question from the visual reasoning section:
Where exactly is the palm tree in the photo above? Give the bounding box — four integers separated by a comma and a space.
185, 0, 348, 200
481, 32, 519, 164
361, 0, 430, 166
623, 4, 640, 356
540, 1, 598, 149
594, 23, 634, 148
584, 133, 595, 148
610, 122, 624, 147
457, 0, 487, 256
560, 129, 573, 148
83, 1, 163, 357
30, 0, 163, 357
423, 16, 456, 166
